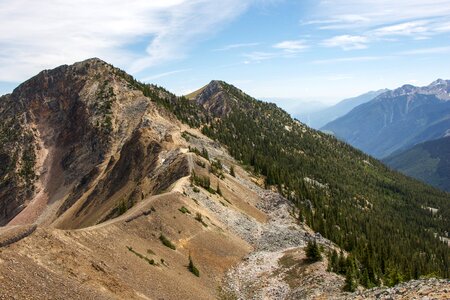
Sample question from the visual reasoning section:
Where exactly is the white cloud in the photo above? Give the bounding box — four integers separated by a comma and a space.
321, 35, 369, 50
372, 20, 430, 37
312, 56, 387, 64
0, 0, 256, 82
213, 43, 260, 51
273, 40, 309, 53
141, 69, 190, 82
322, 74, 354, 81
311, 0, 450, 29
399, 46, 450, 55
243, 51, 279, 62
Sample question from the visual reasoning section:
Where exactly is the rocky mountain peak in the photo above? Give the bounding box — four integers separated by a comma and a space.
0, 58, 179, 227
429, 78, 448, 87
374, 79, 450, 102
189, 80, 236, 117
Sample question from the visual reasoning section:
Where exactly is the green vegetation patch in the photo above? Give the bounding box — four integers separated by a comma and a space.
159, 234, 176, 250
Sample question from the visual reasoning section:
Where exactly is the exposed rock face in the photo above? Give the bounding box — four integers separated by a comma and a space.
349, 278, 450, 300
189, 80, 237, 117
0, 58, 188, 228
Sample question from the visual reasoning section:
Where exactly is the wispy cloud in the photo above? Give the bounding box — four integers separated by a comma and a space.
309, 0, 450, 30
141, 69, 190, 81
213, 42, 260, 51
372, 20, 431, 38
243, 39, 309, 63
308, 1, 450, 50
0, 0, 257, 82
312, 56, 387, 64
399, 46, 450, 55
243, 51, 279, 62
273, 40, 309, 53
302, 14, 371, 30
321, 35, 369, 50
322, 74, 354, 81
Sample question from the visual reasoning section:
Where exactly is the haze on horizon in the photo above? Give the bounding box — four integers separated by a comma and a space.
1, 0, 450, 113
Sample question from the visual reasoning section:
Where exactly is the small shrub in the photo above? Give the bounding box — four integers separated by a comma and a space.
181, 131, 190, 141
201, 148, 209, 160
159, 234, 176, 250
195, 212, 208, 227
117, 200, 128, 216
196, 160, 206, 168
179, 206, 191, 214
217, 183, 222, 196
188, 254, 200, 277
144, 257, 155, 265
210, 159, 225, 179
191, 171, 211, 189
127, 246, 155, 266
230, 165, 235, 177
193, 187, 200, 193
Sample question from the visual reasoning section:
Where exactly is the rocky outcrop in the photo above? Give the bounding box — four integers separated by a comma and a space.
349, 278, 450, 299
189, 80, 237, 117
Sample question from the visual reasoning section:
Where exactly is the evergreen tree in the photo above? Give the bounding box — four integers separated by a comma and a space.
328, 249, 339, 272
230, 165, 235, 177
305, 240, 322, 262
217, 183, 222, 196
188, 253, 200, 277
338, 250, 347, 274
344, 267, 358, 292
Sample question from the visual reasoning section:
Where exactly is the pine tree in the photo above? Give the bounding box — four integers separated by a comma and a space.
338, 250, 347, 274
344, 268, 358, 292
328, 249, 338, 272
305, 240, 322, 262
230, 165, 235, 177
188, 253, 200, 277
343, 255, 358, 292
217, 183, 222, 196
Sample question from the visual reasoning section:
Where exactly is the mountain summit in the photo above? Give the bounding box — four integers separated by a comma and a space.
187, 80, 248, 117
0, 58, 188, 228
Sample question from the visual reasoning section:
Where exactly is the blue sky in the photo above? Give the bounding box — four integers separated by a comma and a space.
1, 0, 450, 113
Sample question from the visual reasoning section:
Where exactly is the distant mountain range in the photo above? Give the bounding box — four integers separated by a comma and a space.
297, 89, 388, 129
322, 79, 450, 159
384, 136, 450, 192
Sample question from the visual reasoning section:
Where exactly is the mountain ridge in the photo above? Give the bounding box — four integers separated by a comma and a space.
322, 79, 450, 158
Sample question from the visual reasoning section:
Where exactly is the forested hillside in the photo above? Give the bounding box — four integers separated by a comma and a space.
384, 136, 450, 192
118, 75, 449, 287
